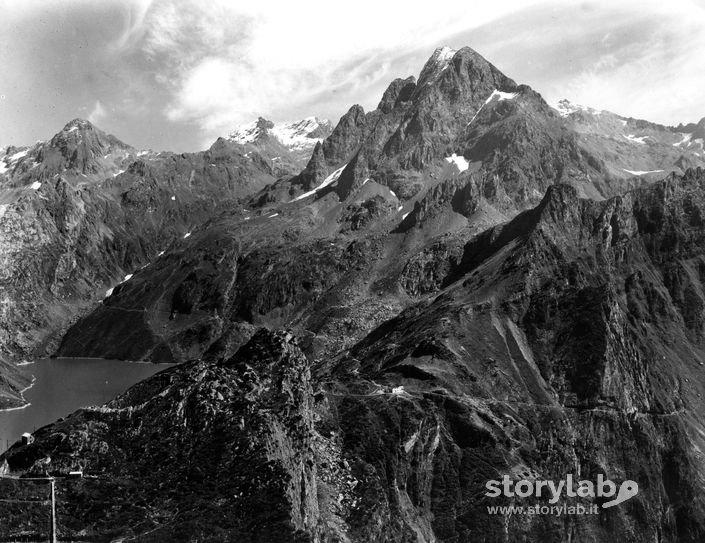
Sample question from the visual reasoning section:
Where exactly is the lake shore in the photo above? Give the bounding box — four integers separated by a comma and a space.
0, 375, 37, 413
0, 358, 168, 453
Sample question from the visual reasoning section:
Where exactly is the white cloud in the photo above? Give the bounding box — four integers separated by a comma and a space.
113, 0, 153, 50
88, 100, 108, 125
4, 0, 702, 151
124, 0, 548, 140
90, 0, 703, 148
543, 3, 705, 124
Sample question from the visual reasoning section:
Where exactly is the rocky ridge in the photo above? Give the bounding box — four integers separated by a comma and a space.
58, 46, 705, 367
0, 119, 276, 366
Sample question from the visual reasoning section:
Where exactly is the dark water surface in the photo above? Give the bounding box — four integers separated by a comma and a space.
0, 358, 169, 453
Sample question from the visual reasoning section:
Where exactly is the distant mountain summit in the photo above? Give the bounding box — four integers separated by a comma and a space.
677, 116, 705, 140
0, 118, 277, 365
229, 116, 332, 150
554, 98, 605, 117
555, 99, 705, 178
0, 118, 134, 184
224, 116, 332, 176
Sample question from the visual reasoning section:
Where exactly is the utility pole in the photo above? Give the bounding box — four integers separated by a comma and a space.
49, 477, 57, 543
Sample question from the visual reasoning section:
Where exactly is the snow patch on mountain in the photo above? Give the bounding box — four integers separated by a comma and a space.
229, 117, 331, 152
555, 99, 604, 117
674, 134, 693, 147
623, 168, 664, 175
292, 164, 347, 201
492, 90, 518, 102
435, 46, 455, 73
445, 153, 470, 172
467, 89, 518, 126
419, 46, 457, 85
623, 134, 649, 145
436, 46, 455, 64
8, 150, 28, 162
270, 118, 329, 151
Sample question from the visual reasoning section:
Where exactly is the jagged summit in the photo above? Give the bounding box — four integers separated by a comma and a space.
555, 98, 606, 117
417, 45, 456, 86
41, 118, 133, 174
228, 116, 332, 152
62, 118, 95, 132
49, 118, 130, 148
228, 117, 274, 144
678, 116, 705, 139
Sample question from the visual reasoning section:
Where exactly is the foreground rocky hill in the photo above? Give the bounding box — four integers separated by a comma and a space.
5, 172, 705, 541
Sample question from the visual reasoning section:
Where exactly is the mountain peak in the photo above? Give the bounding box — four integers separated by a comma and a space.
41, 118, 132, 174
555, 99, 605, 117
228, 116, 332, 152
417, 46, 457, 86
62, 118, 95, 133
228, 117, 273, 144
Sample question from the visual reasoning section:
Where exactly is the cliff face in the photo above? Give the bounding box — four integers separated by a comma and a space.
0, 121, 275, 362
6, 172, 705, 541
335, 172, 705, 542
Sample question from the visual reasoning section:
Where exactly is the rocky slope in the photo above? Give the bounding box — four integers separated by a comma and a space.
0, 119, 275, 358
58, 46, 705, 366
557, 99, 705, 181
5, 172, 705, 541
0, 120, 279, 406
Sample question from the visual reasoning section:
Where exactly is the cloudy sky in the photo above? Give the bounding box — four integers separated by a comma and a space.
1, 0, 704, 152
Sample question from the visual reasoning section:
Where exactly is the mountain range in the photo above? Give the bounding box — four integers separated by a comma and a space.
1, 46, 705, 542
